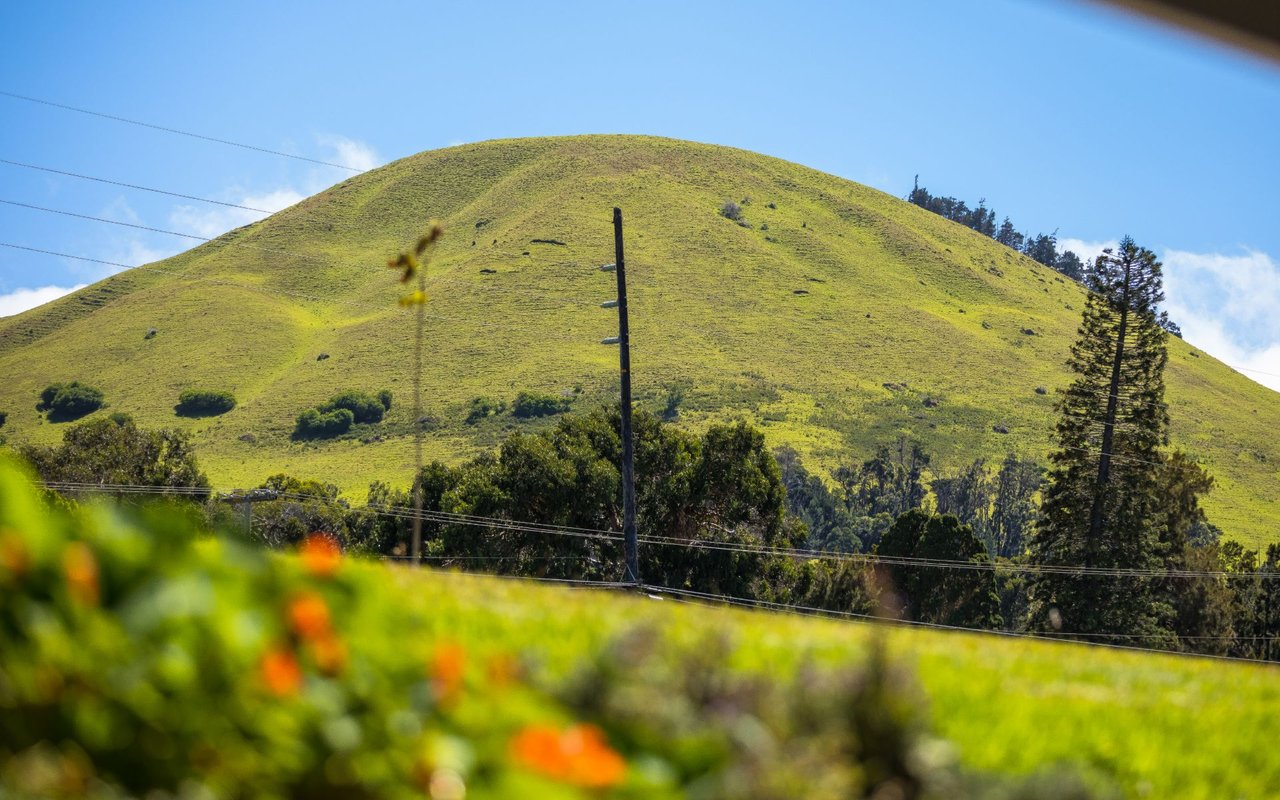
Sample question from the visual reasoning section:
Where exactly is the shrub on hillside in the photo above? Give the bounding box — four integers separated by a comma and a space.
175, 388, 237, 417
322, 390, 387, 424
465, 396, 505, 425
36, 382, 105, 422
377, 389, 393, 411
294, 407, 355, 438
720, 200, 743, 221
0, 410, 6, 429
512, 391, 570, 419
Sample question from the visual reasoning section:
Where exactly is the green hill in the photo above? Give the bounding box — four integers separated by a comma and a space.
1, 135, 1277, 547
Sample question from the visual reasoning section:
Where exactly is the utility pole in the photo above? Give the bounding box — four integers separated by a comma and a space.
219, 488, 278, 539
599, 207, 639, 585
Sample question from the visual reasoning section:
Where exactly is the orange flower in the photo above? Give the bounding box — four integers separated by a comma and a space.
300, 533, 341, 577
287, 591, 331, 640
510, 724, 626, 788
429, 642, 466, 702
310, 632, 348, 676
486, 653, 521, 689
62, 542, 99, 606
260, 647, 303, 696
0, 530, 30, 578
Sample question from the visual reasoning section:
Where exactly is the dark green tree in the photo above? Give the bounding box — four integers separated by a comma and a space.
835, 439, 929, 522
21, 416, 207, 492
877, 509, 1001, 628
1028, 237, 1174, 643
1055, 250, 1086, 281
989, 454, 1042, 558
995, 217, 1024, 251
932, 459, 992, 545
1022, 232, 1059, 269
250, 474, 350, 549
776, 446, 861, 552
37, 382, 106, 422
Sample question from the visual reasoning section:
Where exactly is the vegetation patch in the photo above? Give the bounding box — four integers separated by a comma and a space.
466, 396, 506, 425
293, 390, 392, 438
175, 388, 237, 417
36, 381, 105, 422
294, 407, 355, 439
512, 390, 571, 419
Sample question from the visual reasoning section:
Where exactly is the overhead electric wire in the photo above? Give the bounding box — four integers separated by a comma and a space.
0, 158, 276, 213
46, 482, 1275, 583
0, 240, 602, 344
0, 197, 332, 266
645, 581, 1274, 660
0, 90, 363, 173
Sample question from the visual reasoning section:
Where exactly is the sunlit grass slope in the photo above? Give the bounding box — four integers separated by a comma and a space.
407, 567, 1280, 800
0, 135, 1276, 546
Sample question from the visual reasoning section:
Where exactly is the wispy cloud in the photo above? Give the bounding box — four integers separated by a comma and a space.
1055, 238, 1280, 391
1162, 248, 1280, 392
0, 284, 88, 317
169, 187, 306, 240
318, 135, 382, 172
2, 135, 382, 315
1057, 237, 1118, 265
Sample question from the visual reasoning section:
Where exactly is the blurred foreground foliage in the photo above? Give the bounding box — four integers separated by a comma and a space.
0, 455, 1103, 798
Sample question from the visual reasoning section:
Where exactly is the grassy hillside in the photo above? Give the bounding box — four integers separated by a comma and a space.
0, 135, 1277, 547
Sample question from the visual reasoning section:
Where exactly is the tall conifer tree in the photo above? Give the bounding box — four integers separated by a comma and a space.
1028, 237, 1174, 641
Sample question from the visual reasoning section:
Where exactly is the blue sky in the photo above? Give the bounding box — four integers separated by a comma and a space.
2, 0, 1278, 388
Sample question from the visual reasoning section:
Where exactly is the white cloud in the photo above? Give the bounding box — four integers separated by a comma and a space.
0, 284, 88, 317
1161, 248, 1280, 393
160, 135, 377, 245
1058, 237, 1119, 265
317, 135, 382, 172
169, 187, 305, 240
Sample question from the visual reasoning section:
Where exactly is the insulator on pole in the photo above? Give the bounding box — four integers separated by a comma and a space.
599, 263, 617, 272
601, 336, 621, 345
600, 299, 619, 308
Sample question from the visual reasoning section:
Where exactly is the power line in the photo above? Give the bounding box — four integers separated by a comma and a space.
41, 480, 1273, 656
643, 584, 1274, 664
1233, 365, 1280, 380
0, 158, 276, 213
0, 90, 363, 173
0, 239, 602, 341
0, 241, 377, 309
41, 481, 1277, 582
0, 197, 331, 266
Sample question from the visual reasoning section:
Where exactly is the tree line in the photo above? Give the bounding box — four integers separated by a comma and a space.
908, 178, 1185, 338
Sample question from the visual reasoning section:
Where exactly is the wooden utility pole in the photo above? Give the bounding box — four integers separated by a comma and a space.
601, 207, 639, 584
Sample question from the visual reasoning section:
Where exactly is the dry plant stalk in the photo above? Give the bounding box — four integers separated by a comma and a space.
387, 220, 444, 565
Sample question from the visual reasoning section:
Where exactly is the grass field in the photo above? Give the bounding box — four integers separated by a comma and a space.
3, 451, 1277, 799
0, 135, 1277, 548
384, 564, 1280, 799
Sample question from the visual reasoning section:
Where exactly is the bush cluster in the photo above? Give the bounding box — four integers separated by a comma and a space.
295, 407, 355, 438
36, 382, 106, 421
465, 396, 506, 425
512, 391, 570, 419
293, 390, 392, 438
175, 388, 237, 417
0, 455, 1094, 799
323, 390, 388, 424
